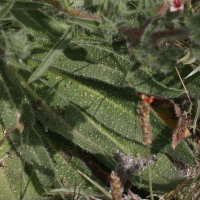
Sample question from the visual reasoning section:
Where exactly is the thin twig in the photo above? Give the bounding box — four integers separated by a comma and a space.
0, 126, 16, 146
175, 66, 192, 104
0, 154, 8, 162
147, 145, 154, 200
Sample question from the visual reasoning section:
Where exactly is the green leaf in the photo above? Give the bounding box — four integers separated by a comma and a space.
11, 9, 65, 45
29, 28, 73, 82
125, 61, 142, 80
35, 125, 107, 195
74, 0, 108, 7
184, 65, 200, 79
68, 17, 100, 31
40, 68, 196, 165
28, 32, 200, 98
133, 153, 187, 193
1, 1, 199, 197
29, 37, 185, 97
192, 99, 200, 134
178, 50, 192, 63
0, 134, 43, 199
141, 17, 160, 45
21, 59, 196, 167
76, 170, 112, 199
60, 0, 73, 9
152, 67, 200, 98
10, 65, 191, 192
49, 188, 90, 200
0, 1, 52, 10
181, 56, 196, 65
0, 66, 56, 187
0, 0, 15, 20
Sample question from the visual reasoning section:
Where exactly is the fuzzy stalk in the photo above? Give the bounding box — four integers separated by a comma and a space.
147, 145, 154, 200
138, 94, 154, 199
43, 0, 100, 20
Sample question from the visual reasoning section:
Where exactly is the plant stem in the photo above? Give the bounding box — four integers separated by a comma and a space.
43, 0, 100, 20
187, 0, 192, 9
147, 145, 154, 200
184, 164, 200, 200
175, 66, 192, 104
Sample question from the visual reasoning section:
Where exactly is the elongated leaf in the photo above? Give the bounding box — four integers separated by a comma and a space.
193, 99, 200, 134
125, 61, 142, 80
29, 28, 73, 82
182, 56, 196, 65
30, 40, 185, 98
68, 17, 100, 31
11, 9, 65, 45
0, 66, 55, 186
25, 55, 198, 166
6, 66, 190, 193
178, 49, 197, 65
0, 134, 43, 199
178, 50, 191, 63
35, 125, 107, 195
138, 0, 147, 11
38, 68, 196, 165
133, 153, 187, 193
1, 1, 200, 197
0, 0, 15, 19
141, 17, 160, 45
0, 1, 51, 10
76, 170, 112, 199
184, 65, 200, 79
152, 67, 200, 98
0, 49, 193, 195
12, 10, 200, 98
49, 188, 90, 200
6, 64, 190, 193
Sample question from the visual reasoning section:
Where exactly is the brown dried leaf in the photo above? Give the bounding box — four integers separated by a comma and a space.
172, 116, 191, 149
170, 100, 191, 149
171, 100, 182, 117
61, 177, 68, 186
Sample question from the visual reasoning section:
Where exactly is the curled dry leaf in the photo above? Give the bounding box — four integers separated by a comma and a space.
170, 99, 191, 149
149, 94, 193, 149
61, 177, 68, 186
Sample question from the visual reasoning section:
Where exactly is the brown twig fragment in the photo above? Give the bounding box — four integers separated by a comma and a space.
175, 66, 192, 104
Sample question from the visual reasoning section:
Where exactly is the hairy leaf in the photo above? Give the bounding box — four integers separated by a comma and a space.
29, 28, 73, 82
0, 0, 15, 20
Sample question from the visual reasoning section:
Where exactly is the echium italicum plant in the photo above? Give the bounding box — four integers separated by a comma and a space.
1, 0, 200, 199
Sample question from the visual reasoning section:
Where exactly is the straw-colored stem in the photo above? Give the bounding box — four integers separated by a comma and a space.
147, 145, 154, 200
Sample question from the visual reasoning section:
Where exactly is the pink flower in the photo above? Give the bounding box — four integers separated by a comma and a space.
170, 0, 184, 12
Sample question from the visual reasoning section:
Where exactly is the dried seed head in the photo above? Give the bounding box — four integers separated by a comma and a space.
138, 94, 154, 145
110, 171, 123, 200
